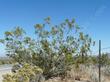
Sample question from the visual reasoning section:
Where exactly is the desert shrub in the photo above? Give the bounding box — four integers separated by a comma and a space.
3, 63, 45, 82
11, 63, 22, 73
0, 57, 14, 65
100, 53, 110, 66
0, 17, 94, 79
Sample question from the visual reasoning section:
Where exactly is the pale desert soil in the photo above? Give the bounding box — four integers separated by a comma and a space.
0, 65, 12, 82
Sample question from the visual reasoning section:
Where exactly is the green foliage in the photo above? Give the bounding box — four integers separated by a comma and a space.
0, 17, 94, 79
100, 53, 110, 65
0, 57, 14, 65
89, 55, 98, 64
88, 53, 110, 65
3, 63, 44, 82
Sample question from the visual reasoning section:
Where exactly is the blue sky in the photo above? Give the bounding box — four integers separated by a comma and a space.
0, 0, 110, 56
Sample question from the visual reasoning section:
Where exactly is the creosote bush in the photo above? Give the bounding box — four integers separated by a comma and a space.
0, 17, 94, 80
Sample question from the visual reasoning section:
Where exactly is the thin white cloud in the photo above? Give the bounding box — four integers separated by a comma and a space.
94, 5, 106, 17
82, 5, 107, 30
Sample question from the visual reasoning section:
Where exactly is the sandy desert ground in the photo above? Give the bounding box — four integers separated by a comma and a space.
0, 65, 12, 82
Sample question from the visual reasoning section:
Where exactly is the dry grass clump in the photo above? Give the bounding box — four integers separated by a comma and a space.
45, 65, 110, 82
